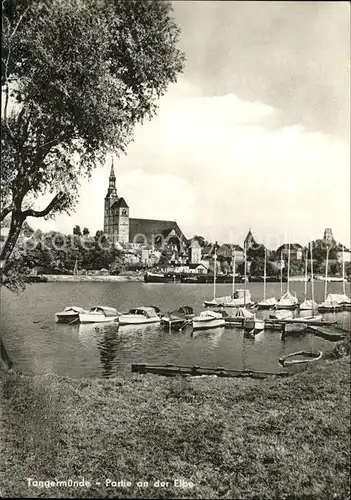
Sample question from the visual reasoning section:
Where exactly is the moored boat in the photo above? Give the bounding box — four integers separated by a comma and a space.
318, 294, 344, 312
278, 351, 323, 372
192, 310, 225, 330
257, 297, 278, 309
270, 309, 294, 321
276, 291, 299, 310
78, 306, 119, 324
55, 306, 87, 323
299, 299, 318, 311
161, 306, 195, 330
119, 306, 161, 325
204, 289, 253, 308
144, 271, 166, 283
243, 317, 265, 333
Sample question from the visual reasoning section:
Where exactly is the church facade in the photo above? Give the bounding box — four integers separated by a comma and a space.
103, 163, 188, 251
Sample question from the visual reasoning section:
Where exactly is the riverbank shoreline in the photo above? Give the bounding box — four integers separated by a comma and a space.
41, 274, 144, 282
1, 354, 350, 499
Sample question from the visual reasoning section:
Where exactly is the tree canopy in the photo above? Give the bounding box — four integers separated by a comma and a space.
1, 0, 185, 287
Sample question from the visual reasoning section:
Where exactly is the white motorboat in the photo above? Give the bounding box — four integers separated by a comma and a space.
119, 306, 161, 325
55, 306, 87, 323
160, 306, 195, 330
192, 310, 225, 330
79, 306, 119, 324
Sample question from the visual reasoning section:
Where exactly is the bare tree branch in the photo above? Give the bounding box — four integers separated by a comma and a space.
22, 192, 66, 218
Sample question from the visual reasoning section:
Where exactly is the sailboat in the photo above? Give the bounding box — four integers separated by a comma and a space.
203, 246, 252, 307
275, 243, 299, 310
300, 243, 318, 311
318, 246, 343, 312
257, 248, 278, 309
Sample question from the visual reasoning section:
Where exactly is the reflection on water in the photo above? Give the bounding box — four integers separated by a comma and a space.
0, 281, 350, 378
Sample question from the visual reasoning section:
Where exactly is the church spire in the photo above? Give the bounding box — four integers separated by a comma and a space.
110, 159, 115, 179
106, 159, 117, 199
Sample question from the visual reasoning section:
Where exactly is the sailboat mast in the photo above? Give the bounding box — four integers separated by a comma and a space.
342, 246, 346, 295
304, 248, 308, 301
324, 246, 329, 301
232, 247, 236, 298
244, 246, 247, 308
213, 247, 217, 300
280, 251, 283, 295
287, 243, 291, 293
310, 242, 315, 304
263, 247, 267, 300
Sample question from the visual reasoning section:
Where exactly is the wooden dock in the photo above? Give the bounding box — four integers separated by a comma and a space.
305, 326, 347, 341
131, 363, 290, 379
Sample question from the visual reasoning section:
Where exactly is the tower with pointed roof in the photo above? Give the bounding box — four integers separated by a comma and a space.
103, 161, 129, 244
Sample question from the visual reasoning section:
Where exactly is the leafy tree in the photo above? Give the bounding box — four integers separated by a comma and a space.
73, 225, 81, 236
1, 0, 185, 287
82, 227, 89, 236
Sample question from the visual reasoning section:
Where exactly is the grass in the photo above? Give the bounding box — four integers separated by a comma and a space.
0, 355, 350, 499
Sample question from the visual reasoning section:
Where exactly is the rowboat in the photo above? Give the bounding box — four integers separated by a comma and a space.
278, 350, 322, 368
55, 306, 86, 323
161, 306, 195, 330
78, 306, 119, 324
244, 317, 265, 333
192, 310, 225, 330
119, 306, 161, 325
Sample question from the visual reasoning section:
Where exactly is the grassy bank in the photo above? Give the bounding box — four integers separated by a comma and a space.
1, 357, 350, 499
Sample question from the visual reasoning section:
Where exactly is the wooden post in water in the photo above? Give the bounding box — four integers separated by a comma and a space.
280, 251, 283, 295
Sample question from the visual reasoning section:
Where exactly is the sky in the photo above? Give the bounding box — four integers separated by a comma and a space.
31, 1, 350, 249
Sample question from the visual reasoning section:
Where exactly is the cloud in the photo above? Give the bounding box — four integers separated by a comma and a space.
32, 78, 350, 248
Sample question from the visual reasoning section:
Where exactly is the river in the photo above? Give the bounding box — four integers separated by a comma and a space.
1, 280, 350, 378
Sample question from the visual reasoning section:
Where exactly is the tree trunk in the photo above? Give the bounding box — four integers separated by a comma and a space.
0, 211, 25, 279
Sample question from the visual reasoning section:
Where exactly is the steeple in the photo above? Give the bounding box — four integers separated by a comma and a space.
106, 159, 117, 199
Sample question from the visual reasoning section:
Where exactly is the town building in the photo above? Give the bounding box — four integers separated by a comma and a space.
276, 243, 303, 260
103, 162, 188, 252
244, 229, 256, 249
188, 239, 202, 264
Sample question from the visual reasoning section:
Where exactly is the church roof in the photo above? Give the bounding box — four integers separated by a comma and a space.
276, 243, 303, 253
111, 197, 129, 209
129, 218, 187, 244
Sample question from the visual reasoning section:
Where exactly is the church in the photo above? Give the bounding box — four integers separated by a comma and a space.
103, 162, 188, 251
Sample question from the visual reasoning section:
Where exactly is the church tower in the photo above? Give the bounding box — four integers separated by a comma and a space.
103, 160, 129, 244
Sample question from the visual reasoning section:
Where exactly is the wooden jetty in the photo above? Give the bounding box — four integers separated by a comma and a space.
131, 363, 290, 379
305, 325, 346, 341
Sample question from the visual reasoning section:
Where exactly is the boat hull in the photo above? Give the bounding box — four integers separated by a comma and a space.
244, 319, 264, 332
55, 312, 80, 324
79, 313, 118, 324
192, 319, 225, 330
119, 315, 160, 325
